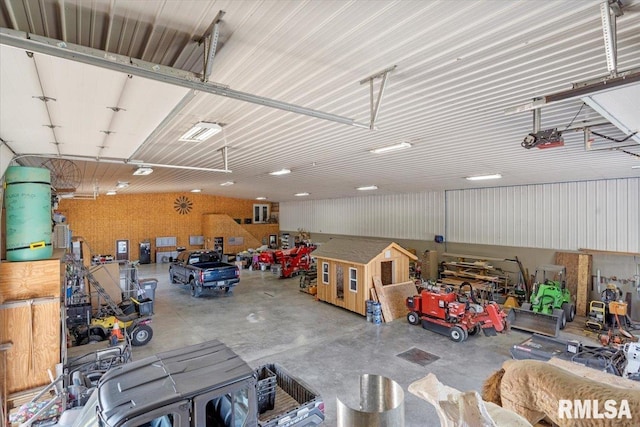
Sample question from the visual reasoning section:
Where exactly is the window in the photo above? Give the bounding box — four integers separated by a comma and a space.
253, 204, 270, 223
349, 268, 357, 292
205, 388, 249, 427
133, 414, 175, 427
322, 262, 329, 284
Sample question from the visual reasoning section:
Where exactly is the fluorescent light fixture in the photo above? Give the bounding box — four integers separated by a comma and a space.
106, 191, 117, 196
466, 173, 502, 181
59, 193, 75, 199
269, 168, 291, 176
133, 167, 154, 176
632, 165, 640, 169
116, 181, 129, 189
370, 142, 412, 154
357, 185, 378, 191
179, 122, 222, 142
256, 196, 267, 200
190, 188, 202, 193
220, 181, 235, 186
294, 192, 310, 197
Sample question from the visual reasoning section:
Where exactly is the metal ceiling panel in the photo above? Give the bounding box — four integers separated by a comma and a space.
0, 45, 56, 155
0, 0, 639, 202
33, 52, 125, 157
582, 82, 640, 144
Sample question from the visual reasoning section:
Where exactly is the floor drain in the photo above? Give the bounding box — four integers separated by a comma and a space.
396, 347, 440, 366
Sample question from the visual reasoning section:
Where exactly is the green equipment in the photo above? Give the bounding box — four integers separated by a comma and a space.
507, 265, 575, 337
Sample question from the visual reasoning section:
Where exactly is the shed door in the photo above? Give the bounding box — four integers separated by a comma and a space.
336, 264, 344, 300
381, 261, 393, 285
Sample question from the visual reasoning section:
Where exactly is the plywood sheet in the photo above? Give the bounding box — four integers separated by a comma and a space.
372, 276, 392, 322
373, 276, 417, 322
0, 259, 61, 303
554, 252, 592, 316
0, 298, 60, 394
381, 281, 419, 322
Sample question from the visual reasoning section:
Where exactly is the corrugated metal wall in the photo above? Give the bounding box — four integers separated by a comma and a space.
281, 192, 445, 240
447, 178, 640, 252
281, 178, 639, 252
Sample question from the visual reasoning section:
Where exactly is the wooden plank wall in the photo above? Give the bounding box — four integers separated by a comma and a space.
55, 193, 275, 258
555, 252, 592, 316
314, 259, 367, 315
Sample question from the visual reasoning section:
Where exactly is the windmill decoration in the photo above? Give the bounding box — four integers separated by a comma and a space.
174, 196, 193, 215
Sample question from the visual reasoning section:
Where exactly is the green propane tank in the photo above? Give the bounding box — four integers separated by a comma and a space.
4, 166, 53, 261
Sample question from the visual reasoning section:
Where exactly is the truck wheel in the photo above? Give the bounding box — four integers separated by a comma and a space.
449, 326, 466, 342
190, 280, 202, 298
407, 311, 420, 325
130, 324, 153, 346
562, 302, 576, 322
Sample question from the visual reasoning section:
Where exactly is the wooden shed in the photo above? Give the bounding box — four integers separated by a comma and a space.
313, 238, 418, 316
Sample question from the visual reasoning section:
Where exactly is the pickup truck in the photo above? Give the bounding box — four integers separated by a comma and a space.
169, 250, 240, 297
54, 340, 325, 427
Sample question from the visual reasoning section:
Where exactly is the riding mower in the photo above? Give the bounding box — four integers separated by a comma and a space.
507, 264, 575, 337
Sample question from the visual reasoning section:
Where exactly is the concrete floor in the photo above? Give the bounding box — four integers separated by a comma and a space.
130, 263, 580, 426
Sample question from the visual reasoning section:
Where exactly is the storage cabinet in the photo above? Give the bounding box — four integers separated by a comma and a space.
0, 255, 63, 394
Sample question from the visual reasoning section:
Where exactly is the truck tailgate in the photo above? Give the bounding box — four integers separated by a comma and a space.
257, 363, 324, 427
204, 266, 238, 281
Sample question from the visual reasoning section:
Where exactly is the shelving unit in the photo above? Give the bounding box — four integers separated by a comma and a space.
439, 253, 522, 299
280, 233, 290, 249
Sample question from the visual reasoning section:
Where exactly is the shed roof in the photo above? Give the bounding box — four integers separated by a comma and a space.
312, 238, 417, 265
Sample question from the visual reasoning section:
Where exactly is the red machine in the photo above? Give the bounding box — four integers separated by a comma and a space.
259, 244, 316, 278
405, 283, 508, 343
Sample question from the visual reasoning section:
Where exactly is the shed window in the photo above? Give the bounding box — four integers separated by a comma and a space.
322, 262, 329, 284
349, 268, 357, 292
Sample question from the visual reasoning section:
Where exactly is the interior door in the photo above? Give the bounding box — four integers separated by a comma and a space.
116, 239, 129, 261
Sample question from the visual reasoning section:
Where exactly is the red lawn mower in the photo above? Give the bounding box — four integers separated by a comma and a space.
406, 282, 508, 342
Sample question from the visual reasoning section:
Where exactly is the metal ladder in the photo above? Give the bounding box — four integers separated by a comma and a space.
68, 257, 125, 317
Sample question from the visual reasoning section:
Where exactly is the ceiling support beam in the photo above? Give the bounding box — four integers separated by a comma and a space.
505, 68, 640, 114
0, 28, 369, 129
199, 10, 225, 82
13, 153, 232, 174
360, 65, 396, 130
600, 1, 617, 76
532, 103, 541, 134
